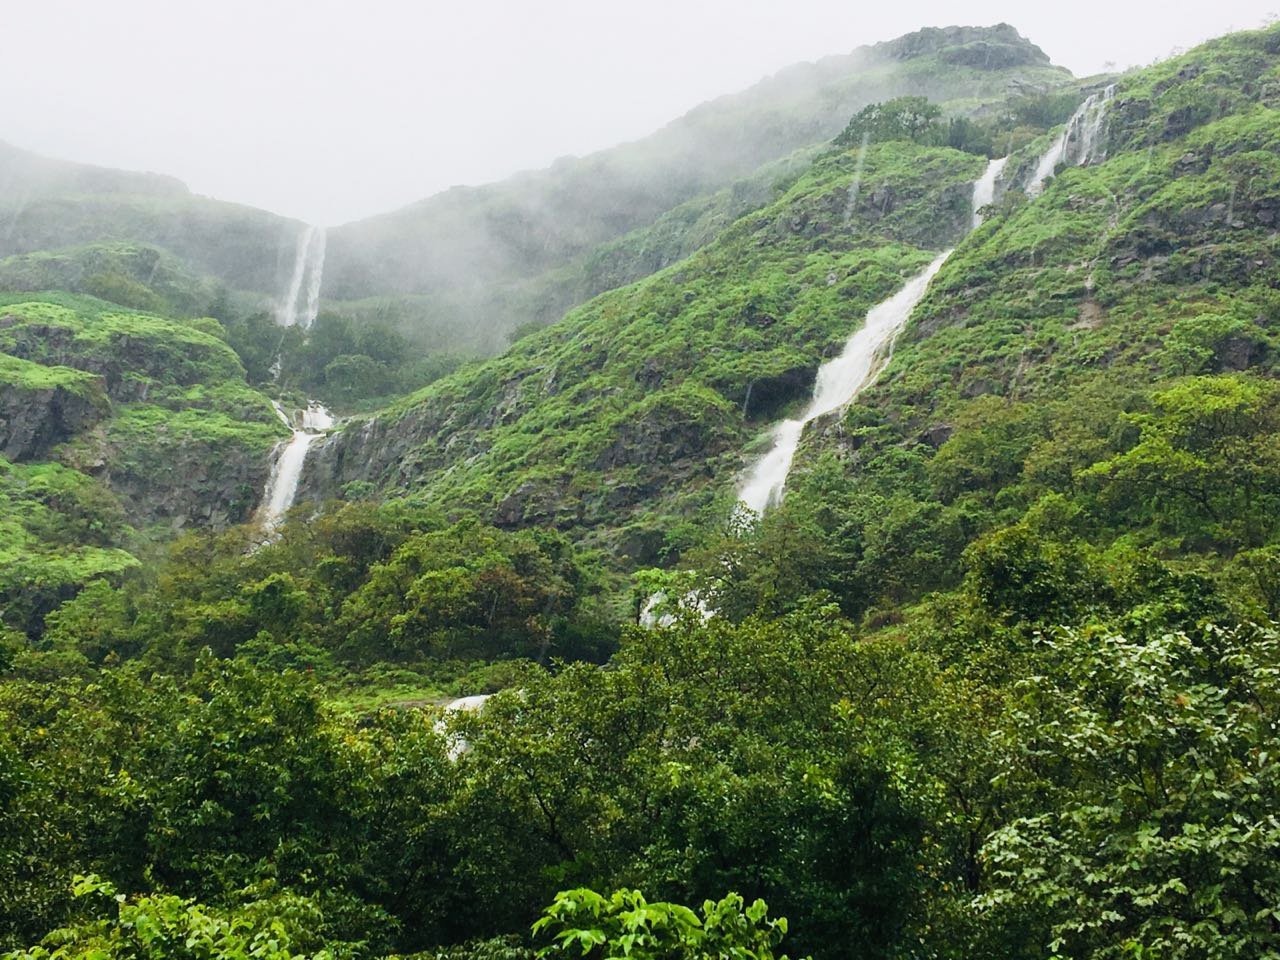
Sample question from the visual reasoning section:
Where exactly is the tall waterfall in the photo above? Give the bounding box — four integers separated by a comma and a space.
302, 227, 327, 329
275, 225, 327, 329
257, 401, 334, 533
736, 156, 1008, 516
736, 254, 950, 514
1026, 85, 1117, 198
972, 156, 1009, 229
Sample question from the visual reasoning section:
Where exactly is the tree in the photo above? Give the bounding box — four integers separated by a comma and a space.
533, 889, 799, 960
1084, 376, 1280, 549
2, 876, 346, 960
835, 97, 943, 147
978, 624, 1280, 959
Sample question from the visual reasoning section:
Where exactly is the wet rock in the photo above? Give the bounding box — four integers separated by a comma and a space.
1216, 336, 1256, 371
922, 423, 954, 448
614, 525, 665, 566
0, 380, 108, 461
721, 363, 817, 421
495, 482, 536, 526
91, 434, 273, 532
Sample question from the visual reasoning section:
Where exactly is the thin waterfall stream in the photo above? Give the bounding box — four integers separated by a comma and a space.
275, 224, 327, 329
736, 155, 1010, 516
257, 221, 333, 533
1026, 84, 1116, 197
256, 401, 334, 533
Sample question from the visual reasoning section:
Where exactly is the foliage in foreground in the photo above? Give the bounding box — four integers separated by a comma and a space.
534, 889, 797, 960
3, 612, 1279, 959
2, 876, 346, 960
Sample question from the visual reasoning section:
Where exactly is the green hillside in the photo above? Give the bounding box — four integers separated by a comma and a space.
0, 241, 228, 318
324, 24, 1070, 351
0, 293, 286, 633
307, 141, 989, 561
2, 20, 1280, 960
755, 24, 1280, 623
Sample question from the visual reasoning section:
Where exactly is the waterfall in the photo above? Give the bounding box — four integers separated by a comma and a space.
257, 401, 335, 533
1075, 84, 1117, 168
972, 156, 1009, 228
445, 694, 491, 712
736, 156, 1008, 516
1026, 85, 1116, 198
439, 694, 491, 759
302, 227, 327, 330
736, 254, 950, 514
275, 225, 326, 328
639, 589, 713, 628
276, 225, 314, 327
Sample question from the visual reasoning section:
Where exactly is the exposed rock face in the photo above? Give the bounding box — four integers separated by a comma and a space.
876, 24, 1051, 69
738, 365, 818, 421
0, 380, 107, 461
92, 440, 271, 531
301, 408, 452, 504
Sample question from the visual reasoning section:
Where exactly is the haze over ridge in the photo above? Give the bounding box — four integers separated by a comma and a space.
2, 0, 1276, 224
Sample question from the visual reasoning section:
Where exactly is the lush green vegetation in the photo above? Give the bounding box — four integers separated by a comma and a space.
3, 20, 1280, 960
3, 588, 1277, 958
221, 309, 465, 411
310, 141, 988, 561
0, 241, 227, 319
17, 502, 616, 672
0, 293, 286, 634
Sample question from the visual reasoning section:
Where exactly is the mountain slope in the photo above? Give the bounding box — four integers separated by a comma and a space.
306, 23, 1280, 587
0, 26, 1068, 358
0, 140, 304, 300
720, 22, 1280, 623
0, 292, 287, 632
305, 141, 989, 560
323, 24, 1069, 351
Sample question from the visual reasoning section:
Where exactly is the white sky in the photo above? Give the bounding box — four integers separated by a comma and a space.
1, 0, 1275, 225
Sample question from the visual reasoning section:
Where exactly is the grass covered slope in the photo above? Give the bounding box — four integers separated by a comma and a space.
0, 293, 287, 634
0, 241, 228, 319
306, 142, 988, 560
732, 22, 1280, 624
0, 293, 286, 530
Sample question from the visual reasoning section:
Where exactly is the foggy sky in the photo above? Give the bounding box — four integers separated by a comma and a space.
3, 0, 1276, 225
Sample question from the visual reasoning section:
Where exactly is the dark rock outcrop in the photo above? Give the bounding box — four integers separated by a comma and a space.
877, 24, 1051, 69
0, 379, 107, 461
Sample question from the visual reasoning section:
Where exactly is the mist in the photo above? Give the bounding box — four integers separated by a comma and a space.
1, 0, 1275, 225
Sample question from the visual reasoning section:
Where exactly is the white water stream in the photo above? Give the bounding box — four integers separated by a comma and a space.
1026, 85, 1116, 198
437, 694, 492, 759
735, 256, 948, 514
972, 156, 1009, 229
276, 225, 327, 329
736, 156, 1008, 516
302, 227, 327, 329
257, 401, 334, 533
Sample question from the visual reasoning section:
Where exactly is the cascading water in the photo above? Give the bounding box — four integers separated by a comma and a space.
1026, 85, 1116, 198
276, 225, 314, 327
275, 224, 326, 328
736, 254, 950, 514
302, 227, 327, 330
257, 401, 335, 533
438, 694, 492, 759
736, 156, 1008, 516
972, 156, 1009, 229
